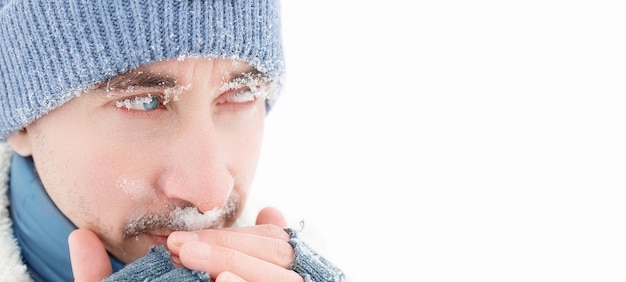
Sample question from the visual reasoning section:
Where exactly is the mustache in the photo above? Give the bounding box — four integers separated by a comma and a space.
123, 196, 239, 238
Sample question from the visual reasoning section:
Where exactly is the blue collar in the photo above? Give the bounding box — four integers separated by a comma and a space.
9, 153, 124, 281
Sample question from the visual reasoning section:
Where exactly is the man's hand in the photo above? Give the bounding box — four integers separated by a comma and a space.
68, 206, 302, 282
68, 229, 113, 282
167, 206, 303, 282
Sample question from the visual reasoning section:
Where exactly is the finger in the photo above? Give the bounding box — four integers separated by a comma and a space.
169, 223, 290, 251
168, 227, 293, 268
221, 224, 291, 241
256, 206, 287, 227
179, 241, 303, 282
216, 271, 247, 282
68, 229, 112, 282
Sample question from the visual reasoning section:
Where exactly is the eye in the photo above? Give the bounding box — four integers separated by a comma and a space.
115, 94, 161, 111
219, 72, 273, 105
224, 89, 257, 103
221, 86, 273, 105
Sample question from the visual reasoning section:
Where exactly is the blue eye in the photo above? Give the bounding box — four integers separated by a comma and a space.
142, 96, 159, 110
115, 95, 161, 111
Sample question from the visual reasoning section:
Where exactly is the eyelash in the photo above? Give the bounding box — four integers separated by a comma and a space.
115, 94, 163, 111
220, 88, 257, 104
113, 87, 265, 114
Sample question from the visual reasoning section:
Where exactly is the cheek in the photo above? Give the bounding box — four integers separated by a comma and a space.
229, 116, 265, 197
225, 108, 265, 172
30, 127, 134, 231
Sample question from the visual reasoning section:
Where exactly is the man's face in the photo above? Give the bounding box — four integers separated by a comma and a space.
15, 58, 268, 263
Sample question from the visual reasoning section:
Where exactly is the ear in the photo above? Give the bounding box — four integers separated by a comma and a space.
6, 129, 33, 156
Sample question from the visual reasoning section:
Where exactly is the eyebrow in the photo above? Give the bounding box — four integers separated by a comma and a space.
229, 68, 264, 81
90, 66, 267, 94
91, 70, 178, 93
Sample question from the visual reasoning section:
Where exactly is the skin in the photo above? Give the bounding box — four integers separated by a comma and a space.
8, 58, 303, 281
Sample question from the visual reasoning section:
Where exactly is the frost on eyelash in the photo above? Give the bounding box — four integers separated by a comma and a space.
115, 94, 155, 110
113, 84, 192, 109
220, 72, 275, 100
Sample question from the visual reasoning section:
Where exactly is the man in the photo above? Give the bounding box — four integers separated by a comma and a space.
0, 0, 344, 281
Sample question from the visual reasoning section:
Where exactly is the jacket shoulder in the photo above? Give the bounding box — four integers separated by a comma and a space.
0, 143, 32, 281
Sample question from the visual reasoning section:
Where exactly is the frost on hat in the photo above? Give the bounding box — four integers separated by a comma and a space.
0, 0, 284, 141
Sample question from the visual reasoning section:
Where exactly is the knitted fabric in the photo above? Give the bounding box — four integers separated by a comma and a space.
285, 228, 347, 282
0, 0, 284, 141
104, 229, 345, 282
104, 246, 210, 282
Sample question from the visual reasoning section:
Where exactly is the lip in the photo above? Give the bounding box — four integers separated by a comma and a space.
145, 224, 224, 245
205, 223, 221, 230
150, 228, 174, 237
147, 229, 173, 245
147, 234, 169, 245
183, 222, 222, 231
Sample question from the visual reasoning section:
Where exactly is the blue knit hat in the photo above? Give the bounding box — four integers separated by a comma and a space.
0, 0, 284, 141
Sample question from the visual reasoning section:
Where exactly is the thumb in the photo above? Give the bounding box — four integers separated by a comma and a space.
255, 206, 288, 228
68, 229, 112, 282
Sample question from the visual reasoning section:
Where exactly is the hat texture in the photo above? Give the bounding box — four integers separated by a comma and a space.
0, 0, 284, 141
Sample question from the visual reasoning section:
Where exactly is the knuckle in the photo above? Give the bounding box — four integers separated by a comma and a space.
273, 240, 295, 268
219, 247, 239, 267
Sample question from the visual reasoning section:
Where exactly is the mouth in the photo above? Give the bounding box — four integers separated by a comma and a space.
147, 234, 169, 246
146, 229, 174, 245
145, 223, 221, 245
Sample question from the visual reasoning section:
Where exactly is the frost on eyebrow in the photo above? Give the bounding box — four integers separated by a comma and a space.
89, 69, 185, 100
220, 72, 276, 100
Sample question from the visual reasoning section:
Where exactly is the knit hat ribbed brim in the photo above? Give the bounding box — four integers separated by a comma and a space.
0, 0, 284, 141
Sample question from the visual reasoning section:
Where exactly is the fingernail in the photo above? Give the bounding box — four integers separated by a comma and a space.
187, 241, 212, 260
171, 231, 198, 243
171, 255, 182, 267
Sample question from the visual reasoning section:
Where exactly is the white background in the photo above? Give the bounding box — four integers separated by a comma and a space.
249, 1, 626, 281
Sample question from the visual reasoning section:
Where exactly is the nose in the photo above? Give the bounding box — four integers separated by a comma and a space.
156, 115, 234, 213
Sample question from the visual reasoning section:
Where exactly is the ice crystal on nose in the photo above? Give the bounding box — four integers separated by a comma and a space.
118, 177, 157, 202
